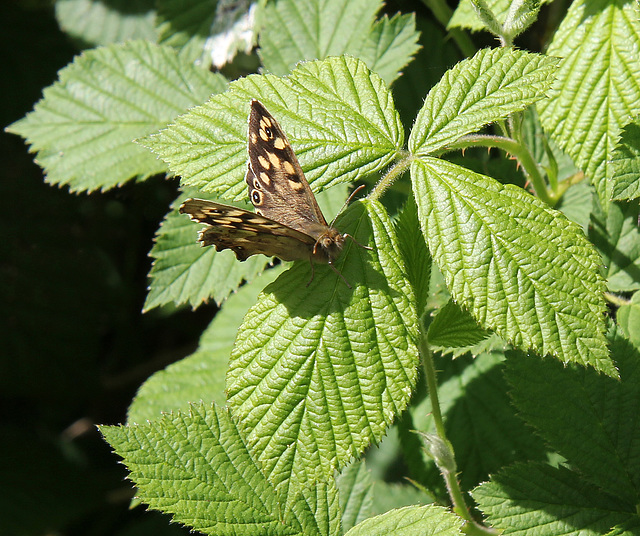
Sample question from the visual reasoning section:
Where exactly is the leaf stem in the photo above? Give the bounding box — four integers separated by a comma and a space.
604, 292, 629, 307
447, 133, 554, 206
369, 153, 413, 201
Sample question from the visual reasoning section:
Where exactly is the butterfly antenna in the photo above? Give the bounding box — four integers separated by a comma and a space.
329, 184, 367, 227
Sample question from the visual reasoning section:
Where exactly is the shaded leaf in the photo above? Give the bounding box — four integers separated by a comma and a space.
473, 462, 631, 536
55, 0, 157, 47
427, 300, 490, 349
337, 462, 374, 533
505, 332, 640, 501
412, 352, 547, 492
129, 266, 283, 422
590, 198, 640, 292
611, 117, 640, 201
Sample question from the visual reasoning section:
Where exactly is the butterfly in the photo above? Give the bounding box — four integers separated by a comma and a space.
180, 99, 368, 286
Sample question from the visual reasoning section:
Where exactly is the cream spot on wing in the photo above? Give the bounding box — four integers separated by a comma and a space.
259, 129, 269, 142
250, 132, 258, 144
260, 171, 271, 185
260, 117, 272, 129
258, 155, 270, 169
273, 137, 286, 150
282, 160, 295, 175
290, 180, 305, 191
268, 151, 280, 168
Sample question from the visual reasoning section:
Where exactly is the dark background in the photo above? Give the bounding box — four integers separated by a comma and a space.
1, 2, 213, 534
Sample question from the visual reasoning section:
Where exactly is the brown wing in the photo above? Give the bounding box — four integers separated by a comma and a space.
179, 198, 327, 262
246, 99, 328, 235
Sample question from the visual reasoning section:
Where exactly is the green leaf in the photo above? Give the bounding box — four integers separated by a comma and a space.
226, 199, 420, 494
590, 198, 640, 292
156, 0, 217, 63
353, 13, 421, 85
473, 462, 631, 536
129, 266, 284, 423
505, 332, 640, 501
102, 404, 341, 536
449, 0, 549, 33
409, 48, 560, 156
556, 180, 593, 233
142, 55, 403, 199
537, 0, 640, 205
55, 0, 157, 47
345, 505, 463, 536
395, 196, 431, 320
412, 352, 547, 492
7, 41, 227, 193
607, 518, 640, 536
617, 291, 640, 347
412, 157, 612, 374
337, 462, 374, 533
144, 192, 267, 311
258, 0, 378, 76
426, 300, 490, 349
611, 117, 640, 201
258, 0, 419, 85
369, 482, 430, 516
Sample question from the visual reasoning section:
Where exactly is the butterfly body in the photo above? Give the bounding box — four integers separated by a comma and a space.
180, 100, 349, 271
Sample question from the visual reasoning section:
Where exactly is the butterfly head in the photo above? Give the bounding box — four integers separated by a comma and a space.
313, 227, 346, 263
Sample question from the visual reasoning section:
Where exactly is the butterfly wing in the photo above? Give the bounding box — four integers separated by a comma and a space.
179, 198, 321, 262
246, 99, 329, 236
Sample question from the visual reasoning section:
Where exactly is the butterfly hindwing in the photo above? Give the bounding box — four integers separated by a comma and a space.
179, 199, 319, 262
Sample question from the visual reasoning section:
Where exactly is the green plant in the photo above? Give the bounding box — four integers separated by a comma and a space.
8, 0, 640, 534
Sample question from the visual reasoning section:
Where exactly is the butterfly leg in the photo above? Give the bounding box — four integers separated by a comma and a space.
344, 234, 373, 251
328, 262, 352, 289
306, 259, 316, 287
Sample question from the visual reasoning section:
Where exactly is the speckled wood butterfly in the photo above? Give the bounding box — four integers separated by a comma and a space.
180, 99, 368, 286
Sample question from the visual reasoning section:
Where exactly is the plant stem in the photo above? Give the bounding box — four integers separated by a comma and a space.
447, 134, 554, 206
369, 153, 413, 201
604, 292, 629, 307
420, 335, 499, 535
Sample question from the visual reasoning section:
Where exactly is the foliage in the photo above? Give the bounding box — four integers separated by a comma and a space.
7, 0, 640, 535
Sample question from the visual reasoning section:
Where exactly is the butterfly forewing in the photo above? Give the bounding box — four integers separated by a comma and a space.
246, 99, 328, 234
